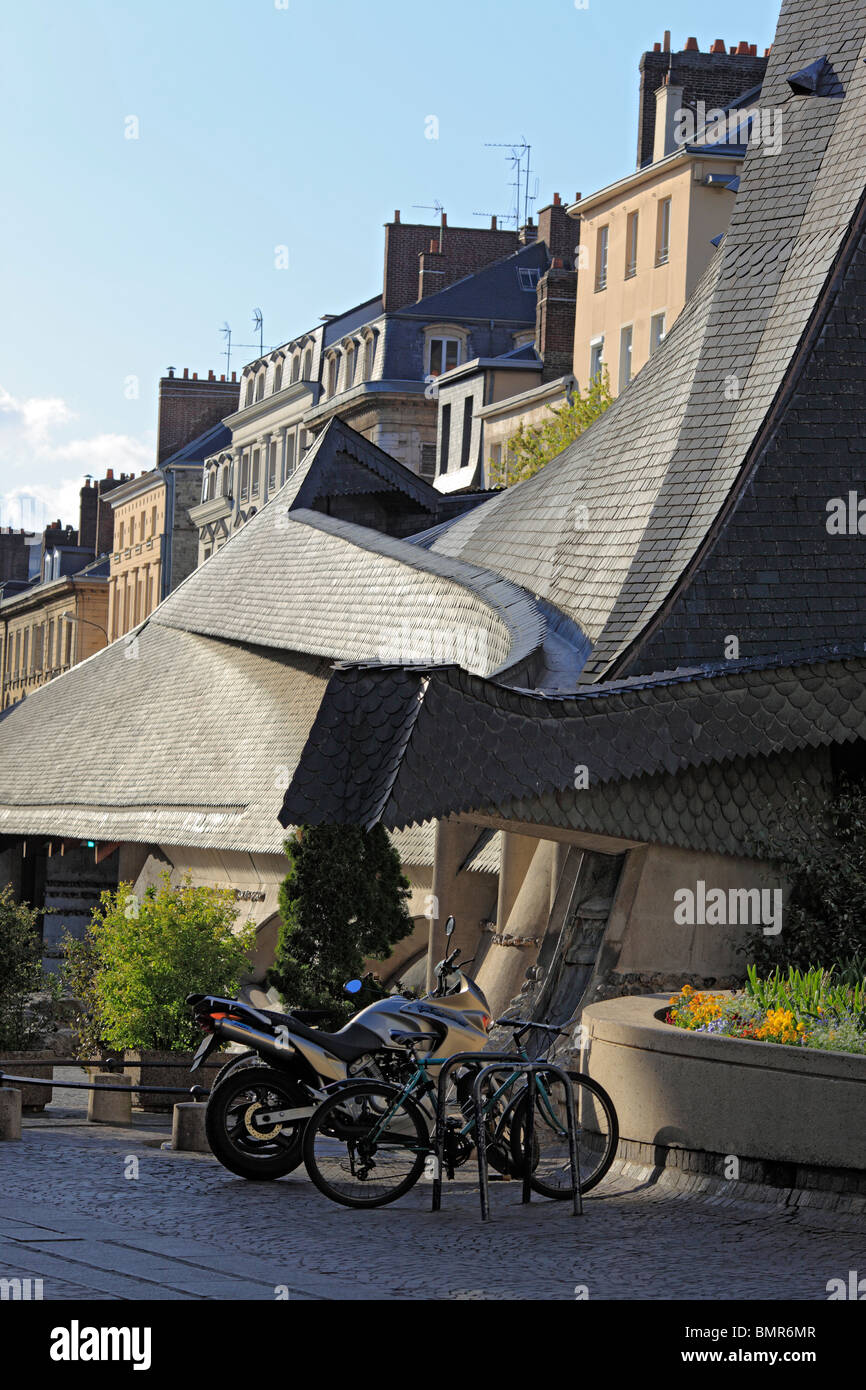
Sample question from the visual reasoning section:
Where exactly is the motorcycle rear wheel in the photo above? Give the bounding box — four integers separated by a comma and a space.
205, 1064, 307, 1180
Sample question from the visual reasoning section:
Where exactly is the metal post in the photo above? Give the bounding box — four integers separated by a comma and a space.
522, 1067, 535, 1206
431, 1051, 524, 1213
472, 1071, 492, 1222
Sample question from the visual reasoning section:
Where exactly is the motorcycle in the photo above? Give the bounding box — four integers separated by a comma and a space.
187, 916, 492, 1181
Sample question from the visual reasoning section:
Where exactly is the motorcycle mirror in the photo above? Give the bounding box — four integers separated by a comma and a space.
445, 915, 455, 938
344, 979, 363, 995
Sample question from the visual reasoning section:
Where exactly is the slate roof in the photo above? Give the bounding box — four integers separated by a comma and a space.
156, 418, 545, 679
278, 650, 866, 839
422, 2, 866, 682
2, 0, 865, 867
395, 240, 549, 323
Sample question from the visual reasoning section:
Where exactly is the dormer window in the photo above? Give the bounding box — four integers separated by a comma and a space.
255, 371, 266, 401
245, 378, 254, 407
273, 362, 283, 393
428, 336, 460, 377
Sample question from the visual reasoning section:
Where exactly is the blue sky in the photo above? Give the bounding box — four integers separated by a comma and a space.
0, 0, 778, 529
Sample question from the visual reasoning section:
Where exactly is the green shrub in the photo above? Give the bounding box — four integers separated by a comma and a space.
0, 886, 56, 1050
62, 873, 255, 1053
744, 777, 866, 971
268, 824, 414, 1025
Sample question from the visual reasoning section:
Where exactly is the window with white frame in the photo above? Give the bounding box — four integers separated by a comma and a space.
428, 336, 461, 377
518, 266, 540, 292
595, 225, 609, 291
240, 453, 250, 498
649, 311, 667, 357
656, 197, 672, 266
625, 211, 639, 278
268, 441, 278, 491
619, 325, 633, 392
589, 336, 605, 381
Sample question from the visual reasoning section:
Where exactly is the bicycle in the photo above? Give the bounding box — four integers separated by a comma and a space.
301, 1017, 618, 1209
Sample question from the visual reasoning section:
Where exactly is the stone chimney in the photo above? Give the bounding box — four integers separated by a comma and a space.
653, 78, 686, 161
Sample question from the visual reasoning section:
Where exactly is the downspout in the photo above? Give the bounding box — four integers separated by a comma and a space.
162, 467, 174, 601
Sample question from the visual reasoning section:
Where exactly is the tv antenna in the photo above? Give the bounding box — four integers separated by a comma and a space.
220, 312, 277, 371
484, 139, 536, 229
413, 200, 445, 250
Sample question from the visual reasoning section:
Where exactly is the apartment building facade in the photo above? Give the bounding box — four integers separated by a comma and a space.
571, 34, 767, 396
190, 212, 547, 561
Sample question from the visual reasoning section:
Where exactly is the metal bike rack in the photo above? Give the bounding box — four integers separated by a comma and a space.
431, 1050, 525, 1212
430, 1052, 583, 1220
472, 1061, 582, 1221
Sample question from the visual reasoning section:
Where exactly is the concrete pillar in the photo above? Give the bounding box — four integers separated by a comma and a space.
428, 819, 498, 994
87, 1074, 132, 1125
171, 1102, 210, 1153
480, 836, 557, 1018
496, 832, 538, 932
0, 1088, 22, 1140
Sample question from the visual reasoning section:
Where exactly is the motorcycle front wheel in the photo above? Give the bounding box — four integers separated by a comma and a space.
205, 1064, 307, 1180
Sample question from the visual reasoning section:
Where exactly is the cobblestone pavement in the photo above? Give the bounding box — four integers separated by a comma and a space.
0, 1101, 863, 1301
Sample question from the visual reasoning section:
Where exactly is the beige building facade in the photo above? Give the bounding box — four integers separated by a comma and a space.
107, 466, 202, 642
0, 574, 108, 709
570, 87, 745, 395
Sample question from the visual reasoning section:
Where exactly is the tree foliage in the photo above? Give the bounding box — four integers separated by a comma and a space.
0, 887, 56, 1050
62, 873, 255, 1053
744, 777, 866, 974
268, 825, 414, 1025
489, 368, 613, 488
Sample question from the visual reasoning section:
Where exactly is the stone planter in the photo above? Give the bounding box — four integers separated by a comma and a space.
123, 1049, 227, 1112
0, 1051, 55, 1111
582, 994, 866, 1176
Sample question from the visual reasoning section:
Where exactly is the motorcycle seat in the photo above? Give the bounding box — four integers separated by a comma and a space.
283, 1016, 386, 1064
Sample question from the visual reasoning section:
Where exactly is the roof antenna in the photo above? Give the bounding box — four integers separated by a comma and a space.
252, 308, 264, 358
412, 200, 445, 250
221, 322, 232, 376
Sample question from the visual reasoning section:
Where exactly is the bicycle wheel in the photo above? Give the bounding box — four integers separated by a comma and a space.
303, 1080, 429, 1209
509, 1071, 618, 1198
455, 1065, 517, 1175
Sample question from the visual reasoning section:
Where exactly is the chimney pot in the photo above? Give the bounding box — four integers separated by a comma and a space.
231, 371, 237, 381
106, 469, 113, 480
394, 210, 401, 223
749, 43, 757, 55
711, 38, 726, 53
208, 370, 214, 381
192, 372, 198, 380
764, 46, 771, 56
736, 40, 749, 54
441, 211, 447, 227
220, 373, 225, 381
663, 29, 671, 52
685, 36, 699, 51
490, 215, 497, 230
553, 192, 561, 206
653, 41, 661, 52
183, 368, 189, 379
